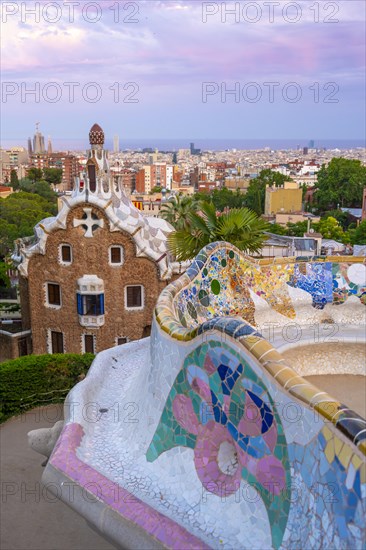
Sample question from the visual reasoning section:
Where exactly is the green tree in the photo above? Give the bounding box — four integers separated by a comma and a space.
0, 220, 18, 257
195, 188, 247, 212
167, 201, 268, 261
314, 217, 345, 241
18, 178, 33, 192
27, 167, 43, 182
0, 192, 57, 254
160, 194, 196, 231
268, 223, 287, 235
34, 181, 57, 201
314, 158, 366, 212
286, 221, 308, 237
151, 186, 162, 194
10, 170, 19, 190
43, 168, 63, 185
350, 220, 366, 245
323, 209, 354, 230
17, 178, 57, 202
0, 262, 10, 287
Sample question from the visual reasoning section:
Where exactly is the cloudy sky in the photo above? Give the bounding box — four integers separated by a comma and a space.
1, 0, 365, 145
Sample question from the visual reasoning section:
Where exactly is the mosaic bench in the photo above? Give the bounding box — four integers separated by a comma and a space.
42, 242, 366, 549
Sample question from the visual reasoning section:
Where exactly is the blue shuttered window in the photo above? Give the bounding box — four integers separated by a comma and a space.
77, 293, 83, 315
77, 293, 105, 315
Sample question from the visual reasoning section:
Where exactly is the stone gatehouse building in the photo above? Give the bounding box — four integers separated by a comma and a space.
15, 124, 183, 356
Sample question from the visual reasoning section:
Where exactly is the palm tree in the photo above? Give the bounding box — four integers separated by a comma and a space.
167, 201, 269, 261
160, 194, 196, 231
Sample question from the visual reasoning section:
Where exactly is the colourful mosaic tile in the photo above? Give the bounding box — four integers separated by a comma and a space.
147, 341, 291, 549
154, 243, 366, 453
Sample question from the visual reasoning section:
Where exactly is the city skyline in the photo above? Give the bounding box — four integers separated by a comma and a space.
1, 0, 365, 141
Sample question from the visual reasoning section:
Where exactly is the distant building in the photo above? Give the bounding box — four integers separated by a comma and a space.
264, 181, 303, 216
190, 142, 201, 155
135, 168, 146, 193
29, 152, 80, 192
48, 153, 80, 192
260, 233, 317, 258
47, 136, 53, 155
32, 123, 46, 154
178, 149, 190, 160
134, 163, 174, 193
0, 147, 28, 183
119, 168, 136, 194
113, 135, 120, 153
275, 212, 320, 226
0, 185, 14, 199
224, 177, 250, 192
0, 151, 11, 183
148, 153, 158, 165
341, 208, 363, 222
27, 124, 81, 190
15, 124, 183, 357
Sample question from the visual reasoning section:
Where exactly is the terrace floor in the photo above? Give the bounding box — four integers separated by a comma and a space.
0, 405, 116, 550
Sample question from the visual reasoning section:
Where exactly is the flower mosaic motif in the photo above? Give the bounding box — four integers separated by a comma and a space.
147, 341, 291, 549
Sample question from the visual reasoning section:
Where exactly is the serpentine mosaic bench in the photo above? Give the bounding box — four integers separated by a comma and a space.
43, 242, 366, 549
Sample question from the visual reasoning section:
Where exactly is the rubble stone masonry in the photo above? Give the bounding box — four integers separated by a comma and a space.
20, 203, 168, 355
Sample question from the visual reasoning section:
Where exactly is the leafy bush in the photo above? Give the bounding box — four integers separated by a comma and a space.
0, 354, 94, 423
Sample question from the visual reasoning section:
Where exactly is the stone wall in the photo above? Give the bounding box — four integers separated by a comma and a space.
0, 331, 32, 362
24, 203, 168, 355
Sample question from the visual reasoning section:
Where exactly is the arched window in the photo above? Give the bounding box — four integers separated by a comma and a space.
60, 244, 72, 264
109, 245, 124, 266
88, 164, 96, 192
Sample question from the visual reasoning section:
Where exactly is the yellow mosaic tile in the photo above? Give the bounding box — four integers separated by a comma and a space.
289, 384, 330, 405
285, 376, 307, 390
314, 401, 341, 423
249, 339, 276, 359
358, 441, 366, 459
310, 392, 335, 406
338, 444, 352, 469
258, 349, 283, 363
242, 335, 262, 350
352, 455, 363, 470
359, 462, 366, 482
261, 361, 288, 378
257, 258, 273, 266
325, 440, 335, 463
322, 425, 334, 441
274, 367, 299, 386
334, 437, 343, 457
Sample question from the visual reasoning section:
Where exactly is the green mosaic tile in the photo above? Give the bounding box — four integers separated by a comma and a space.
211, 279, 221, 295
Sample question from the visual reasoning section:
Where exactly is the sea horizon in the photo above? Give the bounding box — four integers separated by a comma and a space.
1, 137, 365, 152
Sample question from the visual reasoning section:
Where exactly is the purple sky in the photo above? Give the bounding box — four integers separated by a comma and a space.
1, 0, 365, 145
